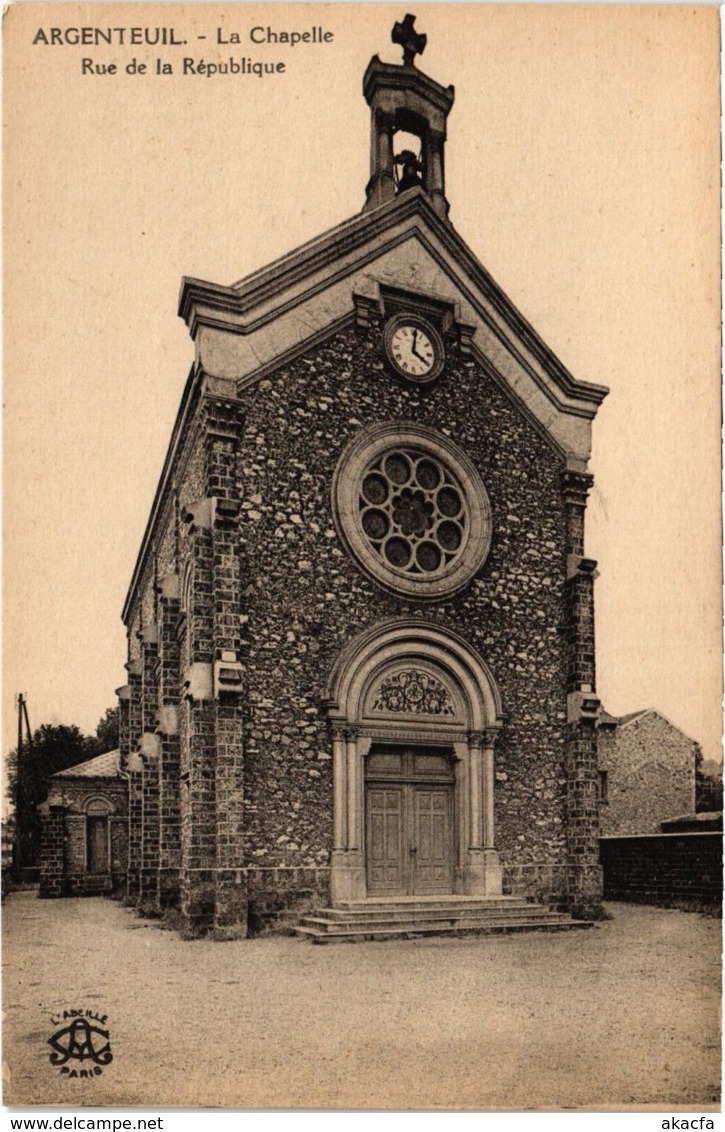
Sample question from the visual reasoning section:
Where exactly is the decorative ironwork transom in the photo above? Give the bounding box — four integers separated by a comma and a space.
371, 669, 455, 716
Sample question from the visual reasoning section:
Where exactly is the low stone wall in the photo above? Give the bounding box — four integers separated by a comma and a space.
502, 862, 570, 909
246, 865, 331, 935
600, 832, 722, 909
64, 872, 126, 898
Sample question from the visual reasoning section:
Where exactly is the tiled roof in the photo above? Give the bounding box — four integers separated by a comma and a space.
53, 750, 121, 779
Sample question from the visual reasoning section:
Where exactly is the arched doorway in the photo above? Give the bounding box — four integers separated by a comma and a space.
325, 619, 505, 904
85, 796, 113, 875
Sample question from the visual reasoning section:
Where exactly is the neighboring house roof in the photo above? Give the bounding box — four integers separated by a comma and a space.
598, 709, 619, 727
660, 811, 722, 832
618, 709, 652, 726
53, 750, 121, 779
612, 708, 697, 744
663, 810, 722, 824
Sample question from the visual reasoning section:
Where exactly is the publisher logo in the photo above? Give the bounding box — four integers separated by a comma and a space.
48, 1009, 113, 1078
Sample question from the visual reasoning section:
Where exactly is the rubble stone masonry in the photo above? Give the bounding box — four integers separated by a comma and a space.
120, 314, 604, 933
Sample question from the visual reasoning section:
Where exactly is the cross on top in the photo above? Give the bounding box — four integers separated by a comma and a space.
391, 13, 427, 67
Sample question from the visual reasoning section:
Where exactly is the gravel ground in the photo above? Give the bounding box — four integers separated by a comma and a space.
2, 891, 720, 1110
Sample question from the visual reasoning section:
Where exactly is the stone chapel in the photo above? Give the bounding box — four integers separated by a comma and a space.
116, 18, 609, 939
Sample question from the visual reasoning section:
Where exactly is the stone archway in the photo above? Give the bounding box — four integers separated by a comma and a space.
325, 619, 505, 904
84, 796, 114, 876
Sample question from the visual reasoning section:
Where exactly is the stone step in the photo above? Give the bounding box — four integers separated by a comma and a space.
296, 918, 593, 944
333, 901, 525, 910
319, 900, 539, 920
334, 895, 525, 909
299, 914, 574, 935
306, 906, 567, 927
295, 893, 592, 942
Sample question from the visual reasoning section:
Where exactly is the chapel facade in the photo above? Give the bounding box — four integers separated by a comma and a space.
117, 19, 609, 938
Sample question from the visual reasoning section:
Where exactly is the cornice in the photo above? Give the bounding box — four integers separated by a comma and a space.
362, 55, 455, 115
121, 367, 245, 625
179, 190, 608, 418
178, 193, 435, 329
122, 363, 200, 625
236, 312, 356, 393
562, 468, 595, 505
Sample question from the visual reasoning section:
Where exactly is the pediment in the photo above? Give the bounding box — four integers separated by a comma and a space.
179, 190, 608, 464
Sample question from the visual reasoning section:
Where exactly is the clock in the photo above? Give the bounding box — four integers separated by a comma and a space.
383, 314, 445, 385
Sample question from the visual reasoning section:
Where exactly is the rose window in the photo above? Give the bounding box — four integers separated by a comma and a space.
333, 423, 493, 599
359, 449, 467, 577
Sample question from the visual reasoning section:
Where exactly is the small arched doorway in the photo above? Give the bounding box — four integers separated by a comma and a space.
325, 619, 505, 904
85, 797, 113, 875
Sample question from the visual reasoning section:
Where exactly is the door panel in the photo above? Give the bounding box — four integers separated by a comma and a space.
87, 816, 109, 875
366, 785, 454, 895
366, 787, 406, 893
413, 788, 452, 893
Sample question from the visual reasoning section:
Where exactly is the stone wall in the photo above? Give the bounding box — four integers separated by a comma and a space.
600, 832, 722, 909
599, 712, 697, 835
38, 807, 65, 898
120, 312, 604, 934
233, 318, 589, 922
38, 777, 128, 898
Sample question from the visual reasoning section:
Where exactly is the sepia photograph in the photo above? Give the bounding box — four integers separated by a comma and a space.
2, 2, 721, 1112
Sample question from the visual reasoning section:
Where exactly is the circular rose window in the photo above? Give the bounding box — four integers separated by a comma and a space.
333, 423, 492, 599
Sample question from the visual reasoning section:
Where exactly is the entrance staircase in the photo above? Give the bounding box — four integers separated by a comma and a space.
295, 894, 594, 943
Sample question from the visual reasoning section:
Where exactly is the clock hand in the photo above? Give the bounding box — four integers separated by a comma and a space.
410, 332, 429, 363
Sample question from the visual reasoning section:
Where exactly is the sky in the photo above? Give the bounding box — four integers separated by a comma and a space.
4, 3, 722, 768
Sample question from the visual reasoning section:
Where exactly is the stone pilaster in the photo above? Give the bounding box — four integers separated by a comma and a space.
566, 560, 597, 691
562, 468, 603, 919
38, 805, 66, 898
564, 718, 602, 917
125, 659, 143, 904
213, 702, 247, 938
139, 751, 160, 916
365, 108, 396, 210
179, 699, 216, 935
463, 729, 503, 896
330, 724, 366, 904
206, 392, 248, 939
127, 659, 143, 751
157, 575, 181, 909
139, 631, 161, 913
116, 685, 130, 763
424, 129, 449, 218
141, 626, 159, 732
178, 493, 217, 935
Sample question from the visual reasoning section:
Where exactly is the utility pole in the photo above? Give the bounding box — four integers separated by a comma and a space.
13, 693, 32, 878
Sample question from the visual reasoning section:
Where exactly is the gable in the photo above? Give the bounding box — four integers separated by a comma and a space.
179, 190, 607, 466
619, 708, 697, 747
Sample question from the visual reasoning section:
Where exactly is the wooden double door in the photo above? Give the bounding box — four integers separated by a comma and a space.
365, 747, 455, 896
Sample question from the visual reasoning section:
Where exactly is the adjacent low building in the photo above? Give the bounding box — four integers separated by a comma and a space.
38, 751, 128, 898
598, 709, 698, 836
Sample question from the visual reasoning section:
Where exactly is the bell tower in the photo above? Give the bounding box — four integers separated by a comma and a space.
363, 14, 455, 220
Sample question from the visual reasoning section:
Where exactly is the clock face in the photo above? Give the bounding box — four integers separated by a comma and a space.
384, 316, 444, 384
391, 324, 435, 376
